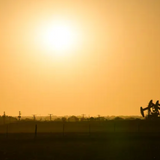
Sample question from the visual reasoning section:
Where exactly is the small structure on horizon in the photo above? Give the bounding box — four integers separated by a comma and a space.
18, 111, 21, 121
33, 115, 36, 121
3, 112, 6, 124
140, 100, 160, 119
48, 114, 52, 121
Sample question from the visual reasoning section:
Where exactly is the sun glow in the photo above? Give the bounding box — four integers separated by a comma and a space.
36, 20, 80, 57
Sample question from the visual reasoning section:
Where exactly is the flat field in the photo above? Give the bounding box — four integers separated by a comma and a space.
0, 120, 160, 160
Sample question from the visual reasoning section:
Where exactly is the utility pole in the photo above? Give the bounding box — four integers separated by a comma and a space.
48, 114, 52, 121
33, 115, 36, 121
3, 112, 6, 125
81, 114, 85, 121
18, 111, 21, 121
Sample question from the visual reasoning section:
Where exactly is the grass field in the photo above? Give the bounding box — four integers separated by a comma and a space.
0, 120, 160, 160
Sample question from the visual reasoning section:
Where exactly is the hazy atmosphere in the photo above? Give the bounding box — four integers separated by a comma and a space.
1, 0, 160, 116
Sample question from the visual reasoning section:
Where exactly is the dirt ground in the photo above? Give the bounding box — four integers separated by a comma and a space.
0, 132, 159, 160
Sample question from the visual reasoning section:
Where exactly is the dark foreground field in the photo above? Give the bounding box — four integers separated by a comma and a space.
0, 120, 160, 160
0, 132, 160, 160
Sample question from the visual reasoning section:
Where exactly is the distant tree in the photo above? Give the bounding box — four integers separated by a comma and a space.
0, 115, 17, 124
24, 118, 32, 121
89, 117, 95, 121
54, 118, 61, 122
113, 117, 124, 121
125, 117, 136, 120
61, 117, 67, 122
68, 116, 79, 122
80, 114, 86, 121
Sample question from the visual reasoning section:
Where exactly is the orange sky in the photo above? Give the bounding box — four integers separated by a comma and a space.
1, 0, 160, 116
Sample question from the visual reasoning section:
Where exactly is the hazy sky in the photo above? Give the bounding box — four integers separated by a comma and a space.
1, 0, 160, 116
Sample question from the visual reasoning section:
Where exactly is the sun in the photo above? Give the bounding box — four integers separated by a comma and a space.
42, 24, 75, 51
36, 20, 79, 57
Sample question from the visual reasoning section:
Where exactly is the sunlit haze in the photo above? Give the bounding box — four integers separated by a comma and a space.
1, 0, 160, 116
35, 19, 81, 57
